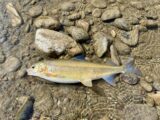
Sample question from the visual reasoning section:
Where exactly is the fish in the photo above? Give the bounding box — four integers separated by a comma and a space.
27, 58, 141, 87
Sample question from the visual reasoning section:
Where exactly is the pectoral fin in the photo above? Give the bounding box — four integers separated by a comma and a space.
80, 79, 93, 87
102, 74, 116, 86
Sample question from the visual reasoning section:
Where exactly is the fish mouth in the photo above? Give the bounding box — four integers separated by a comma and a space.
26, 68, 37, 76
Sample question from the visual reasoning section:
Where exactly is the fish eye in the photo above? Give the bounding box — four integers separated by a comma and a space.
32, 66, 35, 69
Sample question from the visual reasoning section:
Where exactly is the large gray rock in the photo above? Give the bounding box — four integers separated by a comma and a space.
93, 32, 109, 57
35, 29, 82, 55
6, 3, 23, 27
101, 7, 121, 21
124, 104, 158, 120
114, 18, 130, 31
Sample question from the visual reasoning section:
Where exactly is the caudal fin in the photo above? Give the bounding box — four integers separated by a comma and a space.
124, 58, 142, 76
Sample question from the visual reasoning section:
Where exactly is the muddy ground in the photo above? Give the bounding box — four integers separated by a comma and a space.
0, 0, 160, 120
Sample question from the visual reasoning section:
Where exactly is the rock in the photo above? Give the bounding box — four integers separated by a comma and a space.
148, 92, 160, 106
93, 32, 109, 57
67, 44, 83, 56
15, 96, 34, 120
119, 27, 139, 46
113, 18, 130, 31
0, 30, 8, 43
60, 2, 75, 11
34, 16, 60, 29
140, 80, 152, 92
92, 8, 102, 18
68, 13, 81, 20
0, 51, 5, 63
124, 104, 158, 120
91, 0, 107, 8
140, 20, 158, 28
101, 7, 121, 21
35, 28, 81, 55
130, 1, 144, 10
110, 30, 116, 38
60, 18, 74, 26
28, 5, 43, 17
66, 26, 89, 41
120, 73, 139, 85
114, 40, 131, 55
3, 56, 21, 72
110, 45, 121, 65
6, 3, 23, 27
16, 69, 27, 78
144, 75, 153, 83
146, 96, 155, 107
153, 80, 160, 91
76, 20, 89, 32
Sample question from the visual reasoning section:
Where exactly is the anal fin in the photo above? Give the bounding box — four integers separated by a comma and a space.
102, 74, 116, 86
80, 79, 93, 87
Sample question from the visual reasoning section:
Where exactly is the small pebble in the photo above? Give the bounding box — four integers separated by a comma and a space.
101, 7, 122, 21
114, 40, 131, 55
113, 18, 130, 31
148, 92, 160, 106
120, 73, 139, 85
28, 5, 43, 17
93, 32, 109, 57
140, 80, 152, 92
146, 96, 155, 107
76, 20, 89, 32
60, 2, 75, 11
0, 51, 5, 63
153, 80, 160, 91
6, 3, 23, 27
92, 8, 102, 18
140, 19, 158, 28
110, 30, 116, 38
110, 45, 121, 65
91, 0, 107, 8
3, 56, 21, 72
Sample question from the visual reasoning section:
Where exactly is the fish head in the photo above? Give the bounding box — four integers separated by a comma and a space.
27, 62, 48, 76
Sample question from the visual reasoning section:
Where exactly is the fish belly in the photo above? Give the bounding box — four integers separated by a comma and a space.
38, 74, 80, 84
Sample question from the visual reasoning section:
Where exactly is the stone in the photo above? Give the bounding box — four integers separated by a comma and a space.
153, 80, 160, 91
34, 16, 60, 29
93, 32, 109, 57
101, 7, 121, 21
3, 56, 21, 72
0, 30, 8, 43
92, 8, 102, 18
119, 27, 139, 46
114, 40, 131, 55
124, 104, 158, 120
120, 73, 139, 85
140, 20, 158, 28
66, 26, 89, 41
148, 92, 160, 106
60, 2, 75, 11
35, 28, 81, 55
60, 18, 74, 26
91, 0, 107, 8
76, 20, 89, 32
110, 45, 121, 65
68, 13, 81, 20
28, 5, 43, 17
113, 18, 130, 31
0, 51, 5, 63
140, 80, 152, 92
6, 3, 23, 27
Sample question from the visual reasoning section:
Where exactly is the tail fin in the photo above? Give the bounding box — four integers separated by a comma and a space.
123, 58, 142, 76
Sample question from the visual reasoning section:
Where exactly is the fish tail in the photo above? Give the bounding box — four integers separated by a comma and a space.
123, 58, 142, 76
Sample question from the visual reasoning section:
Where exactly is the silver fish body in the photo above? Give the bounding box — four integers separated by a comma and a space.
27, 59, 140, 87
